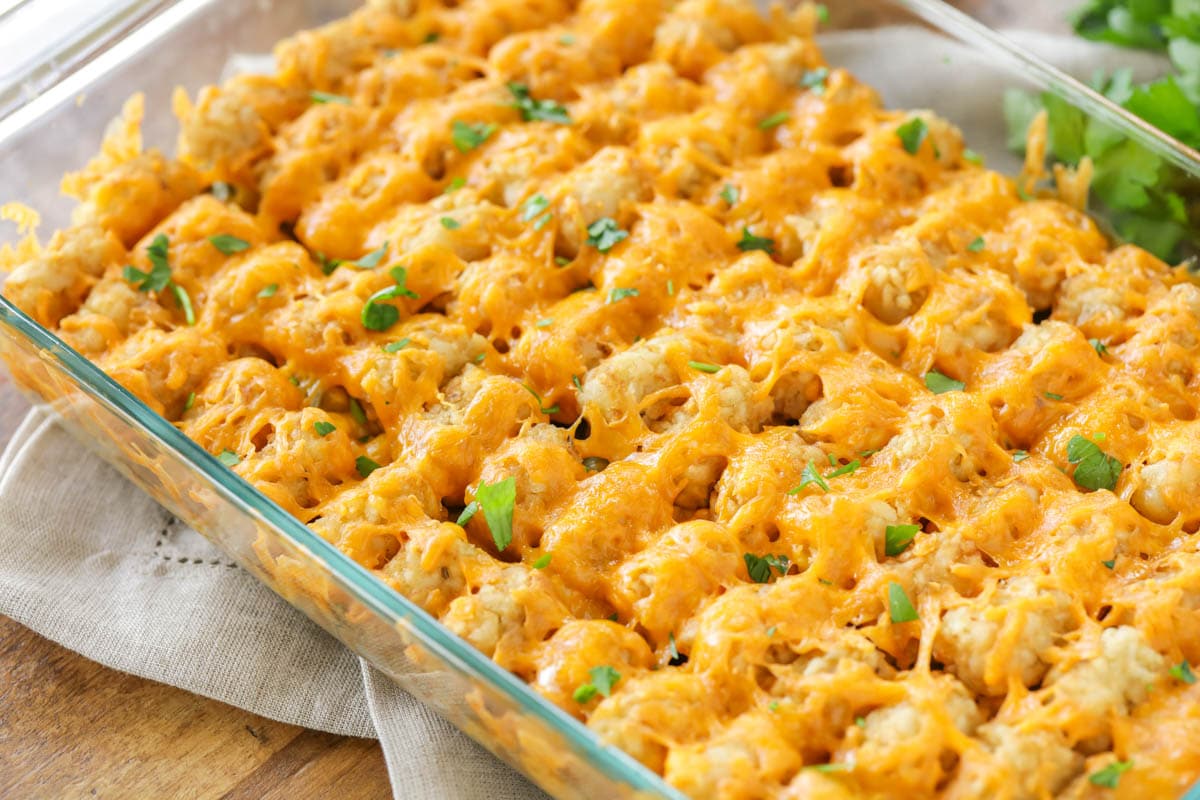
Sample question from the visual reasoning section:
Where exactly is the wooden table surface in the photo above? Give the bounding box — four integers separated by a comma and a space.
0, 2, 1074, 798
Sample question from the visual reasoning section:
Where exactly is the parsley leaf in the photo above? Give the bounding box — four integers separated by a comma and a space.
257, 284, 279, 299
456, 501, 479, 527
788, 460, 830, 494
440, 216, 461, 230
476, 476, 517, 551
1087, 760, 1133, 789
361, 266, 419, 332
585, 217, 629, 253
896, 117, 929, 154
209, 234, 250, 255
744, 553, 790, 583
383, 338, 411, 353
687, 360, 721, 374
1013, 450, 1030, 463
444, 176, 466, 193
532, 552, 552, 569
967, 235, 986, 252
451, 119, 496, 153
608, 287, 639, 304
170, 284, 195, 326
310, 90, 351, 105
667, 632, 687, 666
217, 450, 240, 467
888, 581, 919, 623
801, 67, 829, 94
825, 459, 861, 479
124, 235, 195, 325
507, 82, 572, 124
1066, 434, 1123, 492
1090, 337, 1110, 356
353, 242, 390, 269
314, 421, 336, 437
522, 384, 559, 415
521, 193, 550, 222
720, 183, 739, 205
184, 392, 196, 412
1170, 660, 1197, 684
356, 456, 382, 478
737, 228, 775, 253
759, 111, 791, 130
924, 369, 965, 394
885, 524, 921, 556
573, 665, 620, 703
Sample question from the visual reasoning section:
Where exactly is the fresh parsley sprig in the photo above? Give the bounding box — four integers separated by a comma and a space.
122, 234, 195, 326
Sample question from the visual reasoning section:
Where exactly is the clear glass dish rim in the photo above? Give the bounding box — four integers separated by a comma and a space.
2, 0, 1200, 797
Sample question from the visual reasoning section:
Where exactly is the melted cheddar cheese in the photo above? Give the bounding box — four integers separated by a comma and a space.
4, 1, 1200, 797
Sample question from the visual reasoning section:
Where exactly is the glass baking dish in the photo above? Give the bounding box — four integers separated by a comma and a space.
2, 1, 1199, 797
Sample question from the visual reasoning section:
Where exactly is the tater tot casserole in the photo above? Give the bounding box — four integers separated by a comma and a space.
3, 0, 1200, 797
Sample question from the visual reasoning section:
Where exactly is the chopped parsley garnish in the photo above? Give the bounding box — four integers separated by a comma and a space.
361, 266, 419, 332
521, 193, 550, 221
456, 501, 479, 527
720, 183, 740, 206
855, 716, 866, 728
573, 665, 621, 703
924, 369, 965, 394
523, 384, 560, 415
1102, 558, 1117, 569
208, 234, 250, 255
476, 476, 517, 551
444, 176, 466, 193
801, 67, 829, 94
807, 764, 849, 774
440, 216, 461, 230
353, 242, 390, 269
744, 553, 789, 583
667, 633, 687, 666
310, 90, 351, 105
349, 398, 368, 427
814, 2, 829, 22
123, 234, 195, 326
535, 318, 553, 328
768, 700, 780, 712
1088, 760, 1133, 789
532, 553, 552, 569
896, 117, 929, 155
507, 82, 572, 124
766, 625, 777, 637
217, 450, 240, 467
788, 460, 830, 494
1013, 450, 1030, 463
257, 284, 278, 299
687, 360, 721, 373
451, 119, 496, 153
422, 32, 439, 44
759, 111, 791, 130
1090, 338, 1110, 356
184, 392, 196, 412
1044, 391, 1064, 401
572, 374, 584, 391
737, 227, 775, 253
355, 456, 382, 478
383, 338, 411, 353
963, 148, 984, 165
885, 524, 921, 556
314, 421, 336, 437
826, 459, 861, 478
554, 256, 571, 266
967, 235, 986, 252
586, 217, 629, 253
1067, 434, 1123, 492
608, 287, 639, 304
888, 581, 919, 623
1170, 660, 1197, 684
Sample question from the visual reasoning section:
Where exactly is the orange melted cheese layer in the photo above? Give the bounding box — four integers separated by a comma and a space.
5, 1, 1200, 797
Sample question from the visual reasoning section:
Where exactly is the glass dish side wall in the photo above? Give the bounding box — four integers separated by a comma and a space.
3, 2, 1200, 799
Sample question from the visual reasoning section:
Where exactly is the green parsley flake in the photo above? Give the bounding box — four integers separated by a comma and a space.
814, 3, 829, 22
383, 338, 411, 353
217, 450, 240, 467
885, 524, 921, 557
801, 67, 829, 94
521, 193, 550, 222
688, 360, 721, 374
351, 241, 390, 269
807, 764, 849, 774
444, 176, 467, 193
476, 476, 517, 551
554, 255, 571, 266
1013, 450, 1030, 463
888, 581, 919, 623
184, 392, 196, 412
314, 421, 336, 437
720, 183, 739, 206
737, 227, 775, 253
532, 553, 552, 569
361, 266, 419, 332
209, 234, 250, 255
666, 279, 675, 296
1170, 660, 1197, 684
522, 384, 560, 415
440, 217, 461, 230
1087, 760, 1133, 789
451, 119, 496, 153
896, 117, 930, 155
456, 501, 479, 527
855, 716, 866, 728
123, 235, 172, 292
963, 148, 984, 165
744, 553, 790, 583
356, 456, 382, 478
535, 318, 553, 328
768, 700, 780, 712
766, 625, 777, 637
608, 287, 639, 304
170, 284, 196, 326
1044, 391, 1064, 401
507, 82, 572, 124
967, 236, 986, 252
257, 284, 278, 299
788, 460, 830, 494
586, 217, 629, 252
349, 398, 368, 427
759, 111, 791, 130
667, 632, 682, 663
924, 369, 965, 394
310, 90, 351, 105
826, 459, 861, 479
1090, 338, 1110, 356
1102, 558, 1117, 569
1066, 434, 1122, 492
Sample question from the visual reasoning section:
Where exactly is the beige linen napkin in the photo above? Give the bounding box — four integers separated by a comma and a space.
0, 29, 1167, 800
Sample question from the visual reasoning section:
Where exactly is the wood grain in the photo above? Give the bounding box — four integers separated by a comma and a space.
0, 1, 1079, 797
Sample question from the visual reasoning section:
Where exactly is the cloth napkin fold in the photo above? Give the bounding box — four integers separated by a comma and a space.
0, 29, 1167, 800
